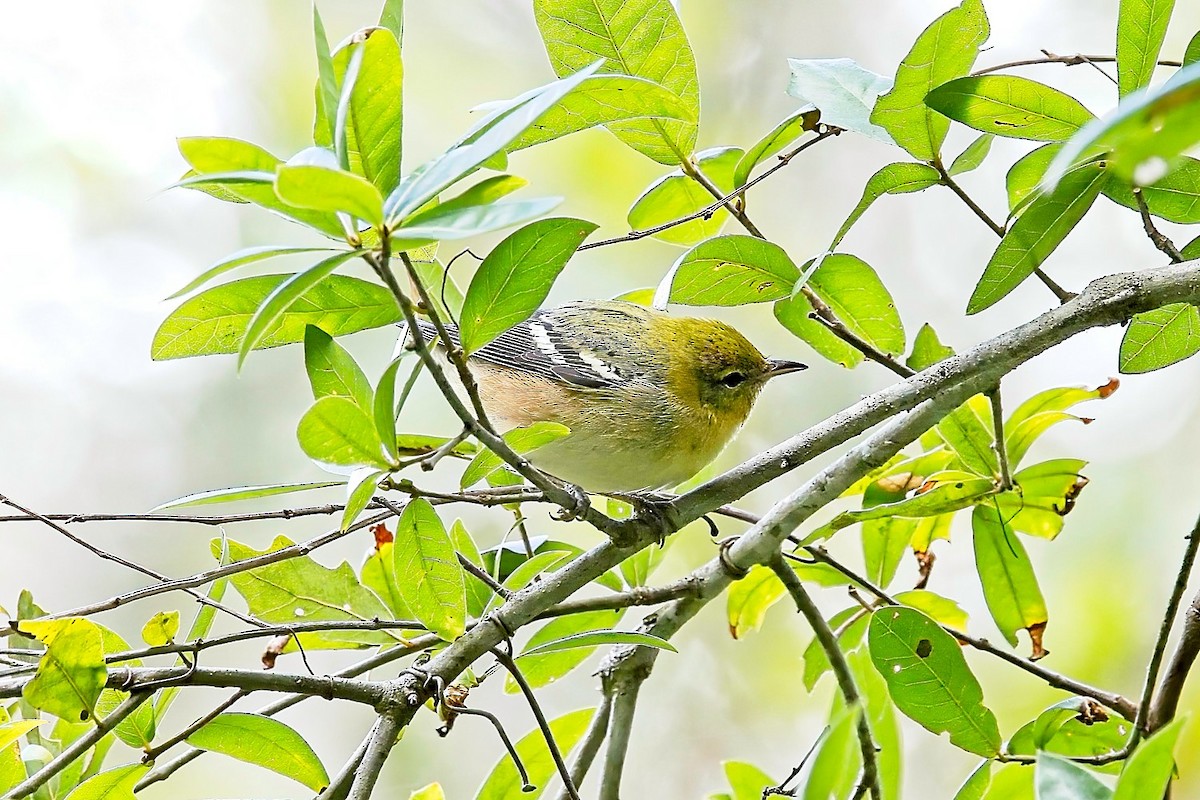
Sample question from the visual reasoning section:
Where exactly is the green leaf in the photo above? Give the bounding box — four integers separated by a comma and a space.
734, 107, 821, 187
20, 619, 107, 723
1117, 0, 1178, 97
949, 134, 994, 176
152, 274, 399, 360
727, 565, 786, 639
390, 197, 563, 245
830, 162, 941, 249
1186, 31, 1200, 67
1119, 302, 1200, 373
1006, 143, 1062, 215
972, 505, 1048, 650
724, 761, 775, 800
459, 218, 598, 353
0, 716, 33, 792
451, 519, 494, 619
342, 468, 385, 531
408, 257, 466, 323
374, 357, 404, 461
981, 765, 1035, 800
532, 0, 698, 164
238, 251, 366, 366
803, 608, 869, 690
506, 611, 621, 693
776, 254, 905, 362
384, 62, 603, 224
411, 785, 445, 800
177, 137, 345, 238
925, 76, 1094, 142
967, 160, 1105, 314
186, 713, 329, 792
140, 611, 179, 647
502, 74, 696, 153
907, 322, 955, 371
1008, 698, 1130, 763
1046, 62, 1200, 187
1036, 753, 1112, 800
955, 762, 993, 800
1112, 715, 1186, 800
868, 606, 1001, 757
938, 400, 998, 477
1103, 156, 1200, 222
833, 476, 994, 528
993, 459, 1089, 540
63, 764, 148, 800
305, 324, 374, 412
657, 234, 799, 306
392, 499, 466, 641
348, 29, 404, 195
787, 58, 895, 143
275, 165, 384, 228
361, 540, 414, 620
312, 5, 338, 146
166, 246, 339, 300
864, 517, 917, 589
460, 423, 570, 488
774, 291, 863, 369
870, 0, 991, 160
1005, 382, 1117, 465
627, 147, 743, 246
298, 396, 394, 471
152, 481, 341, 510
894, 589, 969, 630
475, 707, 595, 800
0, 720, 42, 752
213, 535, 396, 648
803, 705, 861, 800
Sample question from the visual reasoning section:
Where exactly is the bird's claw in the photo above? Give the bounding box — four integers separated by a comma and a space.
553, 483, 591, 521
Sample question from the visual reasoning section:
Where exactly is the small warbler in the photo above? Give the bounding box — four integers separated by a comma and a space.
409, 300, 806, 493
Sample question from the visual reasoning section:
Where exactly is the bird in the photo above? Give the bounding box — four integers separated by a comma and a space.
404, 300, 806, 494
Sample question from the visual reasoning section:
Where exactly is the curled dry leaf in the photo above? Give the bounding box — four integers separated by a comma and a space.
436, 683, 471, 736
1028, 621, 1049, 661
371, 523, 394, 549
261, 634, 292, 669
877, 471, 926, 494
1075, 698, 1108, 726
1096, 377, 1120, 398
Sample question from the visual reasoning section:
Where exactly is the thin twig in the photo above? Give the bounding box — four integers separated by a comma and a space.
934, 162, 1076, 304
141, 692, 241, 762
579, 129, 840, 252
492, 648, 582, 800
972, 51, 1181, 77
316, 728, 373, 800
1147, 511, 1200, 731
554, 694, 613, 800
6, 691, 152, 799
1134, 188, 1185, 263
986, 386, 1013, 490
0, 494, 265, 629
770, 555, 881, 800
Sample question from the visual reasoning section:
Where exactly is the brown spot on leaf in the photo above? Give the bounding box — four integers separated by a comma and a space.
915, 639, 933, 658
1054, 477, 1089, 516
1075, 698, 1108, 725
1028, 622, 1049, 661
878, 472, 925, 494
1097, 378, 1120, 398
914, 550, 936, 590
915, 480, 938, 496
371, 523, 394, 549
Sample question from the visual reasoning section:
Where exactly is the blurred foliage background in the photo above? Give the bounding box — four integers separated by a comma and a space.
3, 1, 1200, 796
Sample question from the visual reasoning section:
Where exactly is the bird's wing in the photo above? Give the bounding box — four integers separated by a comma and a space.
408, 309, 634, 390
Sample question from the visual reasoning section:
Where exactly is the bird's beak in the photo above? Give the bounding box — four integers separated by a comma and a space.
765, 358, 808, 378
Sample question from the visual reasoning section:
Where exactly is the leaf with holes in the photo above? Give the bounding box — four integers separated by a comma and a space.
19, 619, 107, 723
925, 76, 1094, 142
868, 606, 1001, 757
657, 234, 799, 306
211, 535, 396, 649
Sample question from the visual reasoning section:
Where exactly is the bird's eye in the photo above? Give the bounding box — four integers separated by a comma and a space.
720, 371, 748, 388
